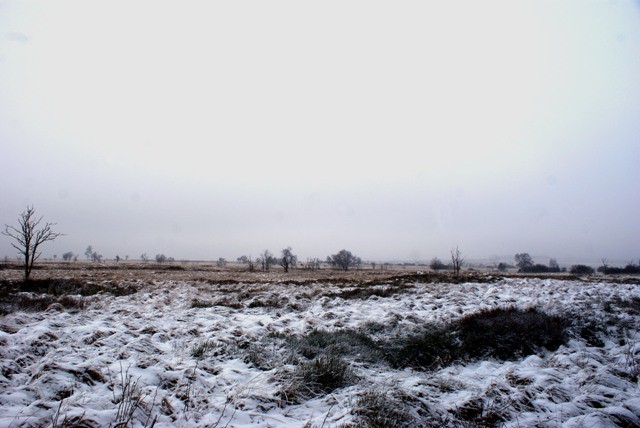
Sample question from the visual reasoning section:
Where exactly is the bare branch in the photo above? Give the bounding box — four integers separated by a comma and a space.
2, 206, 63, 281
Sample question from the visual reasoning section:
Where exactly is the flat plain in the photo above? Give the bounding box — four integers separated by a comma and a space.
1, 262, 639, 427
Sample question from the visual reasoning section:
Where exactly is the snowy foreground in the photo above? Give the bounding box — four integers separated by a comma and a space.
1, 274, 639, 427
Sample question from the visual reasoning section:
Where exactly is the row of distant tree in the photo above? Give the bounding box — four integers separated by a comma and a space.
236, 248, 361, 272
55, 246, 640, 278
3, 206, 638, 283
513, 253, 640, 275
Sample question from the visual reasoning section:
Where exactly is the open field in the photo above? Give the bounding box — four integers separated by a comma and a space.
1, 263, 639, 427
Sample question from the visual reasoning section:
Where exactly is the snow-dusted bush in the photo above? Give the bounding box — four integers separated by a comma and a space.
351, 390, 419, 427
0, 291, 85, 314
290, 328, 380, 361
385, 325, 456, 370
279, 353, 355, 403
383, 307, 568, 370
457, 306, 566, 360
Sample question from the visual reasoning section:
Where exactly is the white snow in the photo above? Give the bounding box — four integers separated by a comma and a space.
0, 276, 639, 427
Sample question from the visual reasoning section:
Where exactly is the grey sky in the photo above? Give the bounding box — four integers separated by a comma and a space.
1, 1, 639, 264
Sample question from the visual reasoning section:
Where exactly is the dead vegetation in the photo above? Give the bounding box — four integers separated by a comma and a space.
0, 263, 639, 427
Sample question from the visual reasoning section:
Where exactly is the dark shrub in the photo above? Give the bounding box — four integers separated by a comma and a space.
570, 265, 595, 275
385, 326, 456, 370
598, 264, 640, 275
280, 353, 354, 403
610, 296, 640, 315
383, 307, 568, 370
497, 262, 510, 271
291, 328, 380, 361
299, 354, 352, 394
351, 391, 415, 428
18, 278, 137, 296
429, 258, 447, 271
457, 307, 567, 360
521, 264, 560, 273
0, 293, 85, 313
191, 298, 214, 308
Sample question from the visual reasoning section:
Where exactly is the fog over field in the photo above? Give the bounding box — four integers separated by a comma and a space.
1, 1, 640, 262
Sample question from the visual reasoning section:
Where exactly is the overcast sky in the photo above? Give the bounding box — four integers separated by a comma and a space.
1, 1, 639, 264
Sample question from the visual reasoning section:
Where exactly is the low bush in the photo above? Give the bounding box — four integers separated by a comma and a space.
191, 340, 218, 359
456, 307, 567, 360
1, 278, 139, 297
290, 328, 380, 361
382, 307, 568, 369
520, 264, 561, 273
384, 326, 456, 370
0, 293, 85, 314
351, 390, 416, 428
279, 353, 354, 403
286, 308, 568, 375
609, 296, 640, 315
570, 265, 595, 275
190, 298, 214, 308
598, 264, 640, 274
326, 285, 410, 300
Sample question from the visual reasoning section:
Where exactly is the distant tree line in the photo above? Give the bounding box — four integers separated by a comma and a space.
597, 259, 640, 275
514, 253, 563, 273
235, 248, 365, 272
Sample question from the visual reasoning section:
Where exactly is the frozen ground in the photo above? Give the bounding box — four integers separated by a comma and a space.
0, 270, 639, 427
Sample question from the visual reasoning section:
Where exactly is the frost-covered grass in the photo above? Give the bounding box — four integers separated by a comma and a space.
0, 269, 639, 427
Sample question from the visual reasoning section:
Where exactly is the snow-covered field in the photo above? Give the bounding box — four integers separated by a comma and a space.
1, 270, 639, 427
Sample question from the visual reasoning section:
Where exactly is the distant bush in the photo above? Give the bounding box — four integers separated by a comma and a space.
326, 249, 361, 271
496, 262, 511, 271
520, 264, 560, 273
598, 264, 640, 275
570, 264, 595, 275
429, 257, 447, 271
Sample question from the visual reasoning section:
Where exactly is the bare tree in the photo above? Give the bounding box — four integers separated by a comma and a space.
62, 251, 75, 262
600, 258, 608, 275
450, 246, 464, 276
514, 253, 534, 271
2, 206, 63, 281
302, 258, 321, 271
85, 245, 94, 260
258, 250, 275, 271
327, 249, 359, 271
237, 255, 255, 271
279, 247, 297, 273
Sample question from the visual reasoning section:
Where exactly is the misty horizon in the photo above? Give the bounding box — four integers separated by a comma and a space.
2, 1, 639, 265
